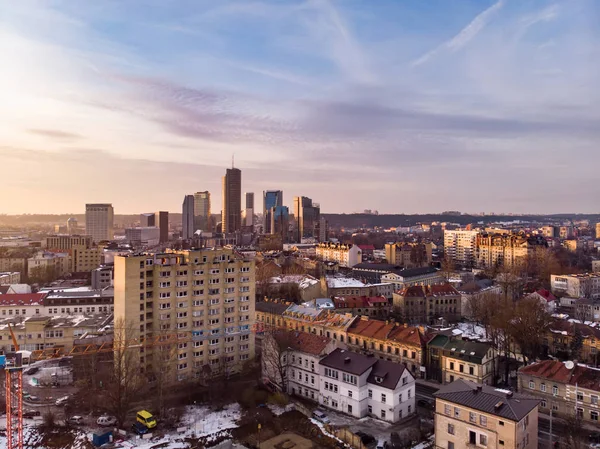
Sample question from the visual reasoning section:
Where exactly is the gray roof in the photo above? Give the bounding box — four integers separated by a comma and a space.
353, 263, 401, 272
255, 301, 290, 316
367, 358, 408, 390
434, 379, 539, 422
429, 338, 492, 363
319, 348, 378, 375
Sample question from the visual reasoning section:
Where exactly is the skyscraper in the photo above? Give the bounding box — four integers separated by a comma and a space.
85, 203, 114, 243
243, 192, 254, 228
182, 195, 195, 240
193, 191, 211, 232
140, 211, 169, 243
263, 190, 283, 233
294, 196, 320, 242
222, 168, 242, 234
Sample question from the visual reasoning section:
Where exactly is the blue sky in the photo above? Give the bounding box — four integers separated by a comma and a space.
1, 0, 599, 214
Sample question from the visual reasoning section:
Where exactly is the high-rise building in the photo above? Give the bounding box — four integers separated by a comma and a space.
182, 195, 195, 240
125, 227, 161, 247
245, 192, 254, 210
242, 192, 254, 228
443, 229, 479, 266
222, 168, 242, 234
293, 196, 320, 242
319, 216, 329, 242
67, 217, 78, 235
194, 191, 212, 232
42, 235, 93, 250
141, 212, 169, 243
114, 248, 255, 380
270, 206, 290, 242
263, 190, 282, 233
85, 203, 114, 243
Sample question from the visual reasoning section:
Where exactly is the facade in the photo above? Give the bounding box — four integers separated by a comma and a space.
593, 260, 600, 272
28, 252, 71, 278
475, 233, 548, 269
0, 257, 27, 273
114, 248, 255, 380
222, 168, 242, 234
319, 217, 329, 243
444, 230, 479, 266
551, 272, 600, 299
381, 267, 445, 291
194, 191, 212, 232
85, 203, 114, 243
71, 245, 102, 272
263, 190, 283, 234
518, 360, 600, 425
294, 196, 320, 242
0, 272, 21, 285
384, 242, 433, 268
243, 192, 254, 228
182, 195, 195, 240
393, 283, 462, 325
323, 277, 373, 298
427, 335, 496, 385
270, 206, 290, 242
434, 379, 539, 449
42, 235, 93, 251
125, 227, 161, 247
318, 348, 416, 423
92, 266, 113, 289
316, 243, 362, 268
67, 217, 78, 234
333, 296, 391, 319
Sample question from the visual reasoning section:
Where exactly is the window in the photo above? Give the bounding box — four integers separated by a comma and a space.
480, 415, 487, 427
454, 407, 460, 418
342, 373, 357, 385
577, 407, 584, 419
540, 383, 546, 392
469, 412, 476, 423
381, 410, 386, 419
592, 395, 599, 405
447, 423, 455, 435
448, 443, 454, 449
381, 393, 386, 403
591, 411, 599, 421
408, 389, 411, 399
347, 405, 352, 414
368, 405, 372, 414
324, 368, 338, 379
348, 390, 352, 398
499, 420, 504, 426
459, 365, 464, 373
368, 389, 372, 398
479, 434, 487, 446
577, 391, 583, 401
444, 404, 451, 415
499, 440, 504, 446
541, 399, 547, 408
469, 366, 474, 375
552, 385, 558, 395
449, 362, 454, 370
529, 380, 535, 389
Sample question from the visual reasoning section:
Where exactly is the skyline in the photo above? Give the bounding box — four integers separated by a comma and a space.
2, 0, 599, 215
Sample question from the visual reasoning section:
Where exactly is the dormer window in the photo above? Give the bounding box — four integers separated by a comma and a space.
375, 376, 383, 384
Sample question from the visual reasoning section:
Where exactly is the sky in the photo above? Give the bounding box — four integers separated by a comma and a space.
1, 0, 599, 215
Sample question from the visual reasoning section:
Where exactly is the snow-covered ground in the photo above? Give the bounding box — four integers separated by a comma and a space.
409, 435, 434, 449
179, 403, 242, 438
450, 322, 489, 341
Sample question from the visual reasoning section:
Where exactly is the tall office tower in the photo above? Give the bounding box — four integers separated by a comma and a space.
243, 192, 254, 227
114, 248, 256, 379
222, 168, 242, 234
141, 212, 169, 243
66, 217, 78, 235
193, 191, 212, 232
294, 196, 320, 242
263, 190, 283, 234
319, 216, 329, 242
270, 206, 290, 242
85, 203, 114, 243
182, 195, 195, 240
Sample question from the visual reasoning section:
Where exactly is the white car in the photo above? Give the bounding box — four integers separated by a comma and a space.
97, 415, 117, 426
67, 416, 84, 425
55, 396, 69, 406
312, 409, 330, 424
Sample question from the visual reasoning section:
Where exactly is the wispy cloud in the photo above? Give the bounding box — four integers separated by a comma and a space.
411, 0, 504, 67
28, 129, 82, 140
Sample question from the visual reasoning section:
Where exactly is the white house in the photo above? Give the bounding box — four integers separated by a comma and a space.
318, 348, 415, 423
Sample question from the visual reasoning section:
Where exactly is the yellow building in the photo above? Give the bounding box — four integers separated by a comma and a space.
434, 380, 539, 449
384, 242, 432, 268
475, 233, 547, 270
42, 235, 93, 250
27, 252, 71, 278
114, 248, 255, 381
71, 245, 102, 272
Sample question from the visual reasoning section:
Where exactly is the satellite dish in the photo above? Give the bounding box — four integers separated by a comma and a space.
564, 361, 575, 370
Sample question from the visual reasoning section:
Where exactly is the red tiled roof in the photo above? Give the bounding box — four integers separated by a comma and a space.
0, 293, 47, 306
398, 283, 459, 297
520, 360, 600, 391
347, 318, 424, 347
358, 245, 375, 251
278, 330, 332, 355
334, 296, 388, 308
535, 289, 556, 302
550, 319, 600, 339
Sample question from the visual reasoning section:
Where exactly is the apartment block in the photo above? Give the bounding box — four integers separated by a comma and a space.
551, 272, 600, 299
475, 233, 547, 269
444, 230, 479, 266
42, 235, 93, 250
384, 242, 432, 268
380, 267, 443, 291
434, 380, 539, 449
0, 272, 21, 285
72, 245, 101, 272
518, 360, 600, 425
114, 248, 255, 381
392, 283, 461, 325
316, 243, 362, 268
85, 203, 114, 243
27, 252, 71, 278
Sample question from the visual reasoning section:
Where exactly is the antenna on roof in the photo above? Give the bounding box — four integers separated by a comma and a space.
232, 153, 235, 169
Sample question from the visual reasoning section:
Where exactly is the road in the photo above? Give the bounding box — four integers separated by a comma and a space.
416, 382, 568, 449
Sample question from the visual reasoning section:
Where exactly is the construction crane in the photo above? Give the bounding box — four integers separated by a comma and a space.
6, 324, 264, 449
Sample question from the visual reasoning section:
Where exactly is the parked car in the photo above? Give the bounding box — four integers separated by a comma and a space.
55, 396, 69, 406
132, 422, 150, 435
136, 410, 157, 429
25, 367, 39, 375
23, 410, 41, 419
67, 416, 84, 425
27, 395, 39, 402
355, 431, 376, 445
312, 409, 330, 424
97, 415, 117, 426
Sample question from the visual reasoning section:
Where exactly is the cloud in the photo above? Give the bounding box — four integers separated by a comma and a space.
28, 129, 82, 140
411, 0, 504, 67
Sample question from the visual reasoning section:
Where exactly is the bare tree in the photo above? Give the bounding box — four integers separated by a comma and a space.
101, 318, 146, 427
561, 415, 586, 449
440, 256, 455, 281
150, 337, 177, 418
509, 297, 552, 365
261, 330, 297, 392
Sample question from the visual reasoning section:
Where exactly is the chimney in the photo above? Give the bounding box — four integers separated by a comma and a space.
403, 323, 408, 328
344, 357, 351, 364
506, 391, 513, 398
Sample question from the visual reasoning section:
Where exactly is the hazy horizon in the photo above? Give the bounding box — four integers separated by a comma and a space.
2, 1, 599, 215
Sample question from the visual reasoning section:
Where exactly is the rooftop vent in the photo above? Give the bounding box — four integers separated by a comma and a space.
470, 352, 476, 356
494, 401, 504, 409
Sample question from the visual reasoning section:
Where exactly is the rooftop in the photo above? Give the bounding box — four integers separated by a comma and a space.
0, 313, 112, 331
367, 358, 408, 390
319, 348, 378, 375
278, 330, 332, 356
434, 379, 539, 422
398, 283, 459, 297
382, 266, 439, 279
255, 300, 291, 316
0, 293, 47, 307
346, 318, 424, 347
326, 276, 368, 289
519, 360, 600, 391
429, 338, 492, 361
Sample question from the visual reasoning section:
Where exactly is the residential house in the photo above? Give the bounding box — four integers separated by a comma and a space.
434, 379, 539, 449
526, 289, 557, 313
333, 296, 391, 319
574, 298, 600, 322
393, 283, 462, 325
380, 267, 443, 292
0, 272, 21, 286
544, 319, 600, 366
551, 272, 600, 299
518, 360, 600, 425
316, 243, 362, 268
319, 348, 416, 423
384, 242, 433, 268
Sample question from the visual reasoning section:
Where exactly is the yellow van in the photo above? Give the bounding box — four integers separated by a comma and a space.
136, 410, 157, 429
